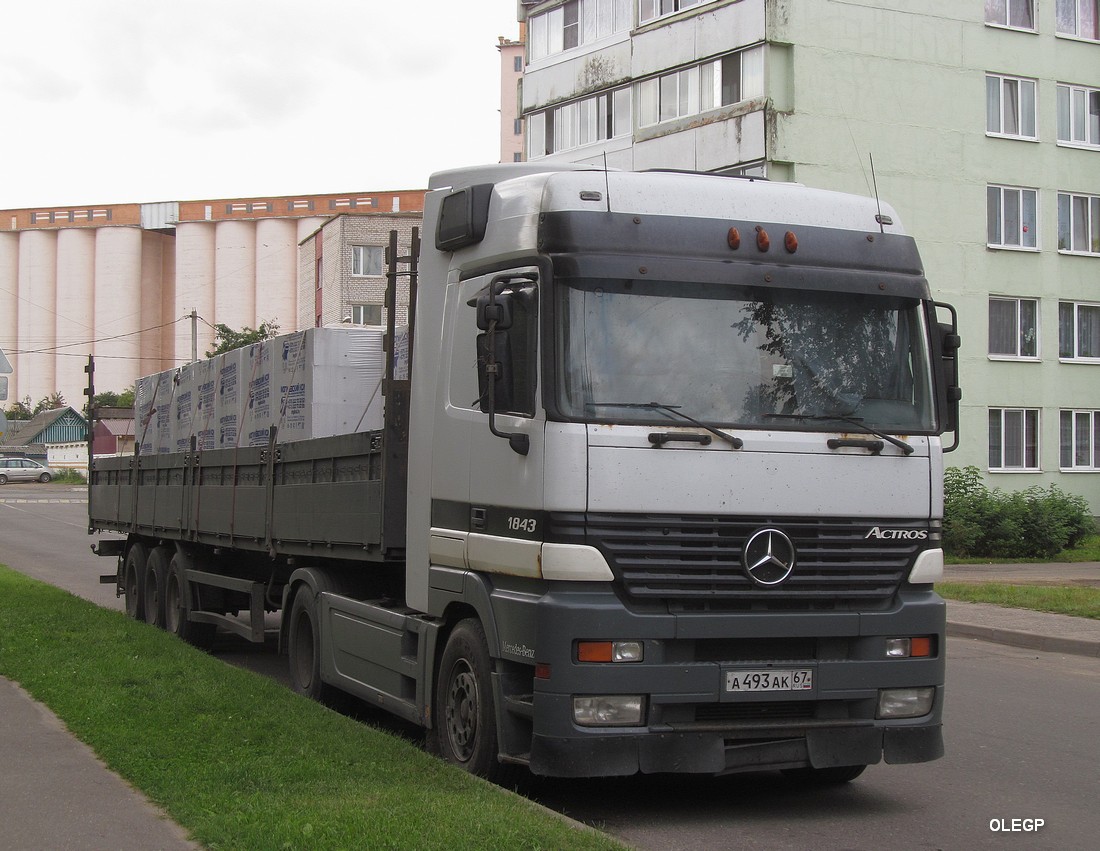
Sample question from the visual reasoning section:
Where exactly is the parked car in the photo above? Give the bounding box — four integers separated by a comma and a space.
0, 458, 57, 484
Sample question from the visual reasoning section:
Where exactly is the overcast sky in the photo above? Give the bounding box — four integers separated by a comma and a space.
0, 1, 521, 209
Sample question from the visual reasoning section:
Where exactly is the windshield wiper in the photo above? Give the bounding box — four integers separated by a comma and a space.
589, 402, 743, 449
764, 413, 914, 455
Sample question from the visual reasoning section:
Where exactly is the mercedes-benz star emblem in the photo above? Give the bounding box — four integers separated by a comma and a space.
742, 528, 796, 586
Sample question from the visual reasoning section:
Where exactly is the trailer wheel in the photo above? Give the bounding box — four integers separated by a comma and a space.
143, 546, 171, 628
434, 619, 508, 782
287, 586, 346, 709
122, 543, 148, 621
781, 764, 867, 784
165, 553, 216, 650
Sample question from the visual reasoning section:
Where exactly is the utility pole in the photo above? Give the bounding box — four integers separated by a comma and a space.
191, 309, 198, 363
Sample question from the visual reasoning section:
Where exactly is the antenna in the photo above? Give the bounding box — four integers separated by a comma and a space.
868, 154, 892, 233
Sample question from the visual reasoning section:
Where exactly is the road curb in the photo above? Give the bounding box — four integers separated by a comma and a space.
947, 621, 1100, 658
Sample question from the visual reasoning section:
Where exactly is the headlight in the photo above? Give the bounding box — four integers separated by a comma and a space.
877, 687, 935, 719
573, 695, 645, 727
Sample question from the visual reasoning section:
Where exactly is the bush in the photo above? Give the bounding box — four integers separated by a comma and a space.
943, 466, 1095, 559
52, 469, 87, 484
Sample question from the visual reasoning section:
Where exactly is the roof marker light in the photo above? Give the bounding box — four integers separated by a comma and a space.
784, 231, 798, 253
756, 226, 770, 252
727, 227, 741, 250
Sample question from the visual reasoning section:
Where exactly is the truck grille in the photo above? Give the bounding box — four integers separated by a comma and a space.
547, 513, 936, 611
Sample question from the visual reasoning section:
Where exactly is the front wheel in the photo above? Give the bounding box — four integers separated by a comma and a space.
287, 586, 347, 709
434, 619, 508, 782
38, 473, 51, 483
0, 474, 7, 485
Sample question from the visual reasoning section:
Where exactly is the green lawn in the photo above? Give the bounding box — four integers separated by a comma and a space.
0, 566, 623, 851
937, 582, 1100, 620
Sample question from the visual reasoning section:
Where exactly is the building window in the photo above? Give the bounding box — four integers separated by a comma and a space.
351, 245, 383, 277
350, 303, 383, 325
529, 0, 632, 62
514, 118, 523, 135
639, 0, 712, 25
527, 86, 632, 158
1058, 192, 1100, 254
1060, 410, 1100, 469
987, 185, 1038, 249
984, 0, 1035, 29
1056, 84, 1100, 148
989, 297, 1039, 358
1059, 301, 1100, 360
989, 408, 1040, 470
986, 74, 1037, 139
1056, 0, 1099, 39
514, 55, 523, 73
636, 46, 764, 128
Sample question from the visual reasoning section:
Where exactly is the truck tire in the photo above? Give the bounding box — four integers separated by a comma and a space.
143, 546, 171, 628
434, 619, 511, 783
165, 553, 217, 650
287, 586, 347, 710
123, 543, 148, 621
781, 764, 867, 784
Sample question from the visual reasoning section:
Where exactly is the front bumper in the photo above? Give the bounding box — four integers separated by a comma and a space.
523, 587, 945, 777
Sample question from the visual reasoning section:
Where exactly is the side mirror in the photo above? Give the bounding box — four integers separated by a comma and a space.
476, 292, 513, 331
935, 302, 962, 451
475, 274, 537, 456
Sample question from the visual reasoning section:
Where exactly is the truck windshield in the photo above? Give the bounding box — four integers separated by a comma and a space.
555, 278, 936, 433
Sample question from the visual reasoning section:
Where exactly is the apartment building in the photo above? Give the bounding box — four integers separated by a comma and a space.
499, 31, 528, 163
0, 190, 425, 407
516, 0, 1100, 513
298, 213, 422, 329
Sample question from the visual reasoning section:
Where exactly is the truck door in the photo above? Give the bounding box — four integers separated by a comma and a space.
437, 268, 545, 578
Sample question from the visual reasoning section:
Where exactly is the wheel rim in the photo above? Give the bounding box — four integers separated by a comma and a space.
124, 563, 140, 618
165, 573, 181, 633
292, 610, 315, 690
444, 659, 479, 762
144, 567, 160, 623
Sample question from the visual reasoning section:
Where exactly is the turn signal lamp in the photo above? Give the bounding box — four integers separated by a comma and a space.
576, 641, 643, 663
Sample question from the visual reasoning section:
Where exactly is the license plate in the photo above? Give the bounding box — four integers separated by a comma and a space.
725, 669, 813, 693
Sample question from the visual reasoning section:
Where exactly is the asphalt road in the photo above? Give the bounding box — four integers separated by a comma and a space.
3, 486, 1099, 850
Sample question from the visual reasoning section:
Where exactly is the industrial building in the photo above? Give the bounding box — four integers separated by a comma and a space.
0, 190, 424, 407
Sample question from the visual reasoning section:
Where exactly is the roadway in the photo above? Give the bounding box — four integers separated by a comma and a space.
2, 485, 1098, 849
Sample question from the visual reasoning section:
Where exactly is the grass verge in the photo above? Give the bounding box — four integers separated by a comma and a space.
937, 582, 1100, 620
0, 566, 623, 851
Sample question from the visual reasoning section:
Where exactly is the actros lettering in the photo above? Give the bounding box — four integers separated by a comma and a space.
865, 527, 928, 540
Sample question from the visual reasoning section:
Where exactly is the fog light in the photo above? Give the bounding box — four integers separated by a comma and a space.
573, 695, 645, 727
877, 687, 935, 719
577, 640, 644, 663
885, 637, 934, 658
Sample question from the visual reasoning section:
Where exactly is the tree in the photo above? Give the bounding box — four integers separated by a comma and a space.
205, 319, 280, 358
4, 396, 34, 421
33, 392, 66, 415
91, 386, 136, 409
